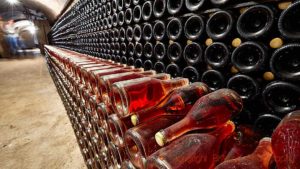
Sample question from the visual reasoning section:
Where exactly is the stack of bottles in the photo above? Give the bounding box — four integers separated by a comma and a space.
45, 45, 300, 169
48, 0, 300, 129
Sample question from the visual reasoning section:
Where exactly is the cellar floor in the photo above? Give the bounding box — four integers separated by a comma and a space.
0, 56, 86, 169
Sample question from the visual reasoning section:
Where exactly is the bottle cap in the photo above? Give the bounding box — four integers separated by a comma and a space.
155, 131, 166, 147
187, 40, 193, 45
232, 38, 242, 47
263, 72, 275, 81
231, 66, 239, 74
239, 7, 248, 14
131, 115, 138, 126
205, 38, 213, 46
278, 2, 292, 10
270, 38, 283, 49
169, 40, 174, 45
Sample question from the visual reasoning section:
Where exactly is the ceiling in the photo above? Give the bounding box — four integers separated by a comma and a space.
0, 0, 72, 23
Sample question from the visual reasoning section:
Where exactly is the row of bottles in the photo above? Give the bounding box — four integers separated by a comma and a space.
45, 46, 300, 169
48, 0, 300, 118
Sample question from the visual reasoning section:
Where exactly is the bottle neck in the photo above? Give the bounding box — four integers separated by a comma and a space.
253, 138, 273, 167
162, 78, 189, 91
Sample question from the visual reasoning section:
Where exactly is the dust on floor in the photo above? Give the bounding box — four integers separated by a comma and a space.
0, 56, 86, 169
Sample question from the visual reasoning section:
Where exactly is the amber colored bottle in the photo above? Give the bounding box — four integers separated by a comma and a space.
131, 82, 210, 126
216, 137, 273, 169
99, 72, 171, 105
155, 89, 243, 146
111, 77, 189, 117
98, 71, 156, 103
225, 125, 261, 161
272, 110, 300, 169
107, 114, 133, 148
125, 115, 184, 169
88, 67, 144, 95
146, 121, 235, 169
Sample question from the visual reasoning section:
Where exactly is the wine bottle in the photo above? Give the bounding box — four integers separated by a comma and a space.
118, 0, 124, 11
142, 23, 153, 41
237, 5, 276, 39
128, 57, 135, 66
107, 114, 133, 147
125, 0, 132, 9
225, 125, 261, 161
254, 114, 282, 137
154, 61, 166, 73
147, 121, 235, 169
134, 59, 143, 68
278, 1, 300, 40
227, 74, 260, 101
128, 42, 135, 57
204, 42, 230, 69
133, 5, 142, 23
111, 77, 189, 117
262, 81, 300, 114
185, 0, 205, 12
167, 0, 184, 15
125, 115, 183, 168
272, 110, 300, 169
153, 0, 166, 18
182, 66, 200, 82
155, 89, 243, 146
125, 8, 133, 25
183, 42, 203, 65
121, 56, 127, 64
135, 43, 143, 58
118, 11, 125, 26
153, 20, 166, 41
184, 14, 205, 40
270, 43, 300, 81
131, 82, 209, 126
206, 10, 235, 41
231, 41, 268, 73
201, 69, 225, 91
210, 0, 232, 7
120, 27, 126, 41
144, 42, 153, 59
144, 60, 153, 70
167, 42, 183, 62
126, 26, 134, 42
142, 1, 152, 21
216, 137, 273, 169
133, 24, 142, 42
98, 71, 155, 103
166, 63, 181, 78
154, 42, 166, 61
167, 17, 183, 41
99, 72, 170, 104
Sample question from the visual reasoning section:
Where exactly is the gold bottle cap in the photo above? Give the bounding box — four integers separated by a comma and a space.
278, 2, 292, 10
207, 65, 213, 70
155, 132, 165, 147
232, 38, 242, 47
231, 66, 239, 74
263, 72, 275, 81
270, 38, 283, 49
187, 40, 193, 45
239, 7, 248, 14
205, 38, 213, 46
131, 115, 138, 126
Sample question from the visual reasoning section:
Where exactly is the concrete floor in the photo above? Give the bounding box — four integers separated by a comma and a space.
0, 56, 86, 169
